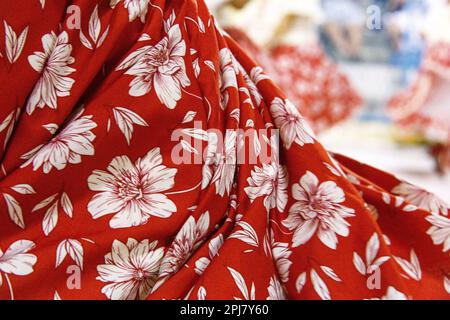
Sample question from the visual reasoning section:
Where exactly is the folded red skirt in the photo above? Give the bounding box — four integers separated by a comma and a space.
0, 0, 448, 300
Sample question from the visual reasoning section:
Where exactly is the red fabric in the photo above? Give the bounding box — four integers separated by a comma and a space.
0, 0, 449, 300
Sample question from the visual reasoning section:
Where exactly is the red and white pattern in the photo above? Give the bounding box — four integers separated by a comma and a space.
225, 27, 362, 132
0, 0, 448, 300
270, 45, 362, 133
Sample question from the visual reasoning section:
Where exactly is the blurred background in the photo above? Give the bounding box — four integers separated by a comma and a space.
207, 0, 450, 199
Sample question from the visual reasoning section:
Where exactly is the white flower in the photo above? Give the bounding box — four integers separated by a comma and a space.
392, 182, 448, 216
370, 286, 408, 300
219, 48, 239, 91
116, 23, 190, 109
24, 114, 96, 173
201, 132, 219, 189
283, 171, 355, 249
240, 64, 262, 106
271, 236, 292, 283
244, 162, 288, 212
270, 98, 315, 149
218, 48, 240, 110
267, 276, 286, 300
426, 214, 450, 252
213, 130, 237, 197
26, 31, 75, 114
203, 130, 237, 197
97, 238, 164, 300
87, 147, 177, 229
110, 0, 150, 23
156, 212, 210, 283
0, 240, 37, 278
250, 66, 269, 84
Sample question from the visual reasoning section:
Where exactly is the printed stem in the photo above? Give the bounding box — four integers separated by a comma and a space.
4, 274, 14, 300
269, 219, 293, 236
181, 89, 212, 120
182, 88, 203, 101
166, 181, 202, 195
185, 17, 200, 29
149, 2, 163, 16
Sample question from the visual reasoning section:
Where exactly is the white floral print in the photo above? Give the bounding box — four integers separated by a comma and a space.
245, 162, 288, 212
209, 130, 237, 197
112, 107, 149, 145
97, 238, 164, 300
87, 147, 177, 228
392, 182, 448, 216
227, 266, 256, 300
0, 240, 37, 277
270, 98, 315, 149
110, 0, 150, 23
394, 249, 422, 281
3, 21, 29, 64
79, 5, 110, 50
116, 19, 190, 109
194, 234, 224, 275
219, 48, 239, 96
201, 131, 219, 189
283, 171, 355, 249
0, 240, 37, 299
271, 237, 292, 283
26, 31, 76, 114
156, 212, 210, 287
55, 239, 84, 270
426, 214, 450, 252
267, 276, 286, 300
23, 114, 97, 173
0, 0, 449, 301
353, 233, 390, 276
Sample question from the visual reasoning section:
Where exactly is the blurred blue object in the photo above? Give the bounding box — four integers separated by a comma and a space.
390, 35, 424, 86
386, 0, 428, 86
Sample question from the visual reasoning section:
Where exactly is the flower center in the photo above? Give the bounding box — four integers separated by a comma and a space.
117, 173, 145, 201
287, 114, 300, 123
133, 268, 146, 281
302, 193, 329, 219
150, 48, 169, 67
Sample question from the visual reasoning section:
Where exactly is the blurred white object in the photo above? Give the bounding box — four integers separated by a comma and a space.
281, 0, 323, 21
319, 122, 450, 199
423, 1, 450, 44
211, 0, 323, 47
205, 0, 226, 12
339, 62, 401, 104
281, 1, 323, 46
383, 0, 427, 51
322, 0, 365, 26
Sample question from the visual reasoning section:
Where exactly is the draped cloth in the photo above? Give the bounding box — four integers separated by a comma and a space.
0, 0, 448, 300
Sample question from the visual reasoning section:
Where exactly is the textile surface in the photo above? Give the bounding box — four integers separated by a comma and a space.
0, 0, 449, 300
